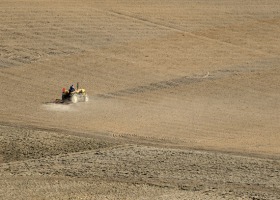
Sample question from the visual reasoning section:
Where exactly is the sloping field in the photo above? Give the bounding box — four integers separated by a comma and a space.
1, 125, 279, 199
0, 0, 279, 155
0, 0, 280, 199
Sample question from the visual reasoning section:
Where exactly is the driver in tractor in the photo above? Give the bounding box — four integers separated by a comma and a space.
69, 85, 75, 93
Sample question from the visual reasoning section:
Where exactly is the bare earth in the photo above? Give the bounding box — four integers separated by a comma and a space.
0, 0, 279, 199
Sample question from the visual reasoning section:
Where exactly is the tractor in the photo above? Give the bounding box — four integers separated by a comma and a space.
61, 82, 89, 103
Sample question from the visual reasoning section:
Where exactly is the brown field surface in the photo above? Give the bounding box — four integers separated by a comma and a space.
0, 0, 280, 199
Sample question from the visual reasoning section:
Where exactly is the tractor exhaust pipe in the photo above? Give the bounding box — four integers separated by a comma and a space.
77, 82, 79, 90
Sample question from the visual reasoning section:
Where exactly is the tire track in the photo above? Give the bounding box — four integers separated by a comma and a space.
96, 72, 212, 99
108, 10, 274, 57
95, 64, 275, 99
0, 7, 171, 68
95, 68, 242, 99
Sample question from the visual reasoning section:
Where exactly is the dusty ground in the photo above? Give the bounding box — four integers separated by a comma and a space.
0, 0, 280, 199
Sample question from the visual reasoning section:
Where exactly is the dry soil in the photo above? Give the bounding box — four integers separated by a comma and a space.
0, 0, 280, 199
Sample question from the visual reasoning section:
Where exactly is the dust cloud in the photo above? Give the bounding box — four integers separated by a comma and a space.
42, 103, 77, 112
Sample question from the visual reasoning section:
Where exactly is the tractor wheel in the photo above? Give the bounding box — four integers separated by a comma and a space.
71, 94, 78, 103
84, 95, 89, 102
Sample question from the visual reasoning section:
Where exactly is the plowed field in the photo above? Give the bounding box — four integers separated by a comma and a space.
0, 0, 280, 199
